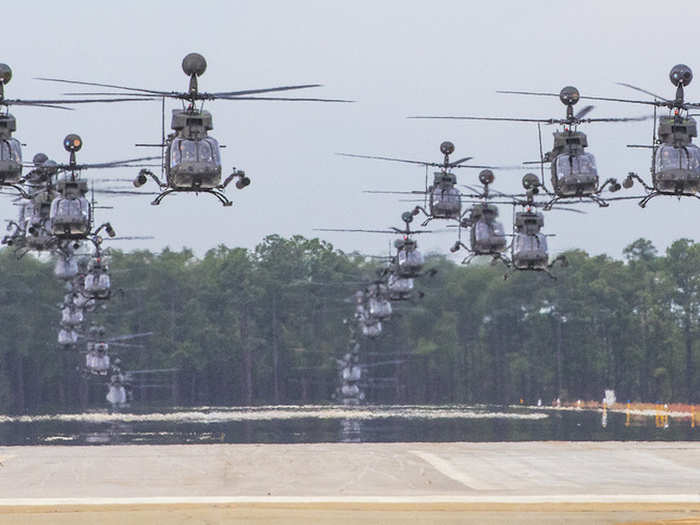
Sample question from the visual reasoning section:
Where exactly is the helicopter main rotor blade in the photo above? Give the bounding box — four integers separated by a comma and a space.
104, 236, 155, 240
336, 152, 433, 167
447, 156, 474, 165
580, 115, 653, 123
616, 82, 671, 102
574, 105, 594, 120
35, 77, 174, 96
408, 115, 560, 124
107, 331, 154, 342
363, 190, 427, 195
315, 228, 398, 234
67, 156, 161, 169
216, 95, 353, 102
496, 89, 560, 97
3, 100, 74, 110
208, 84, 323, 97
576, 94, 661, 106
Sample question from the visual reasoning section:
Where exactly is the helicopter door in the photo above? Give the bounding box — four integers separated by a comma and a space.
655, 145, 700, 192
0, 138, 22, 183
554, 153, 598, 195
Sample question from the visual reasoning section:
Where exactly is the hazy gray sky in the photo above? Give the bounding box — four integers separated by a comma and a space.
3, 0, 700, 260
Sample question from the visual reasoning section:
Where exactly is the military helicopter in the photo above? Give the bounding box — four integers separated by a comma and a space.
449, 170, 509, 264
574, 64, 700, 206
39, 53, 351, 206
46, 134, 157, 242
410, 86, 650, 208
506, 174, 570, 279
316, 211, 434, 278
81, 324, 152, 377
339, 141, 504, 225
2, 153, 61, 255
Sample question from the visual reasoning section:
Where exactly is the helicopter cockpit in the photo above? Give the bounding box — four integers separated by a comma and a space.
342, 363, 362, 382
429, 172, 461, 219
361, 319, 382, 338
169, 134, 222, 189
368, 296, 392, 320
58, 328, 79, 346
396, 240, 425, 277
387, 273, 414, 300
654, 144, 700, 193
470, 204, 507, 253
84, 257, 111, 299
553, 152, 599, 195
61, 305, 84, 327
513, 233, 549, 269
50, 196, 90, 238
106, 376, 128, 406
86, 343, 110, 375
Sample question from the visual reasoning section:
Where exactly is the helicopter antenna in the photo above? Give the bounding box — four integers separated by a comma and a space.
160, 96, 166, 179
537, 122, 546, 189
424, 163, 428, 210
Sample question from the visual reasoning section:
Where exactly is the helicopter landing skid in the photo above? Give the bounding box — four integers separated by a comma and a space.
150, 188, 233, 207
638, 191, 700, 208
544, 194, 609, 210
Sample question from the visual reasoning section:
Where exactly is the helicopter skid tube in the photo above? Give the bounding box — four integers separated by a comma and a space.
151, 187, 233, 207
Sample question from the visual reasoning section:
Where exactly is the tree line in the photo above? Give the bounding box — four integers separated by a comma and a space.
0, 235, 697, 413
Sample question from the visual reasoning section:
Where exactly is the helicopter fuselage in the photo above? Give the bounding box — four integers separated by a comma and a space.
165, 109, 222, 190
549, 130, 599, 197
428, 171, 461, 219
651, 116, 700, 194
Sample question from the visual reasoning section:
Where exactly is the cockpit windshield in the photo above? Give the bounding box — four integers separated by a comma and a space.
555, 152, 598, 180
50, 197, 90, 223
0, 138, 22, 163
398, 249, 424, 272
514, 233, 548, 255
171, 137, 221, 166
655, 145, 700, 173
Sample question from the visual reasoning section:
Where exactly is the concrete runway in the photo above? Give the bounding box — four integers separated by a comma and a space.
0, 442, 698, 524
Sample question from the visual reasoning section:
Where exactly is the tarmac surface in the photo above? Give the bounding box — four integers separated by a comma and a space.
0, 441, 698, 524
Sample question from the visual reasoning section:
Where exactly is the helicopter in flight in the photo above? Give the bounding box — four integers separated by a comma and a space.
46, 134, 157, 242
576, 64, 700, 207
39, 53, 351, 206
339, 141, 505, 225
410, 86, 650, 208
448, 170, 509, 265
506, 174, 570, 279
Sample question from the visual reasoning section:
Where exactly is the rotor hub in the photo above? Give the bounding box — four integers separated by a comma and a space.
182, 53, 207, 77
559, 86, 580, 106
0, 64, 11, 85
439, 141, 455, 155
670, 64, 693, 87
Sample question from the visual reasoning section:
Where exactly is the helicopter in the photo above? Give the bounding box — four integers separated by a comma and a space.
46, 134, 157, 242
410, 86, 650, 208
506, 174, 569, 279
448, 170, 509, 264
39, 53, 351, 206
573, 64, 700, 207
80, 323, 152, 377
316, 210, 436, 279
339, 141, 506, 226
